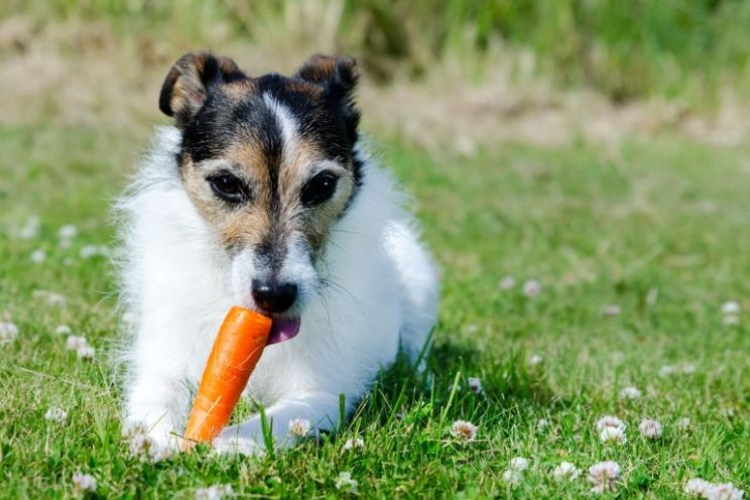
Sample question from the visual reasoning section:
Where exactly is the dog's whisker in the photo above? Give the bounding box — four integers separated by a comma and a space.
330, 227, 375, 239
319, 278, 365, 314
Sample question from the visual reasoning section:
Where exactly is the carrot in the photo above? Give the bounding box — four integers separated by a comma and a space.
182, 306, 272, 450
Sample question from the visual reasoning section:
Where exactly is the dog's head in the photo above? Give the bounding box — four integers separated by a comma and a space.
160, 52, 362, 340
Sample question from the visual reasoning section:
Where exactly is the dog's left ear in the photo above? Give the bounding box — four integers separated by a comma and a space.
296, 55, 360, 145
296, 55, 358, 93
159, 52, 246, 127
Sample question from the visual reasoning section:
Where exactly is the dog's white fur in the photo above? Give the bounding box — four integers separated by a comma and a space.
117, 126, 439, 455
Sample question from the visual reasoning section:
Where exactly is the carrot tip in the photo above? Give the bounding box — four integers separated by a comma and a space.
182, 306, 272, 447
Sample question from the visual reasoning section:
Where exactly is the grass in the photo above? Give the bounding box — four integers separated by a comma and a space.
4, 0, 750, 103
1, 119, 748, 498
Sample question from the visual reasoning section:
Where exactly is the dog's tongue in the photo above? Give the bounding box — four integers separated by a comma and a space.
267, 317, 301, 345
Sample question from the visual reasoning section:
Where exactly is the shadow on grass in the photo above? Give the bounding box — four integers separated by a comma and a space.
346, 337, 570, 434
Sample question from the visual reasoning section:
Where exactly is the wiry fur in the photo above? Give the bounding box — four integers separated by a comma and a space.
116, 54, 439, 455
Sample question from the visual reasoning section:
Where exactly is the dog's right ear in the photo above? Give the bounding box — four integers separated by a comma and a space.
159, 52, 245, 127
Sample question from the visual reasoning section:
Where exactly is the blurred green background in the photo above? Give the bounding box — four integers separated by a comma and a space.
2, 0, 749, 152
3, 0, 750, 104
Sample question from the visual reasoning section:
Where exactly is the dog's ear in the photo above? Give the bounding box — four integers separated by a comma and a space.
296, 55, 360, 145
296, 54, 358, 99
159, 52, 245, 127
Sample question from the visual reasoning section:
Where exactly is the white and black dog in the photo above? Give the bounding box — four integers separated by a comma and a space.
117, 53, 439, 455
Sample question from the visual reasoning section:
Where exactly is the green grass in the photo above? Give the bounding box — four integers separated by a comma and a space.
1, 123, 749, 498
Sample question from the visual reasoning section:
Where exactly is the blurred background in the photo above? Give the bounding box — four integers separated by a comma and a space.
2, 0, 750, 150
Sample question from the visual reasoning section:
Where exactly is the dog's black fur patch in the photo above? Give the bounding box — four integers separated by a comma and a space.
164, 53, 362, 188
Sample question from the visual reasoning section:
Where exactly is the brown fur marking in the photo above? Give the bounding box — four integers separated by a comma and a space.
174, 52, 360, 261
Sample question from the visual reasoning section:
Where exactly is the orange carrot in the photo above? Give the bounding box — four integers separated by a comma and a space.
182, 306, 272, 450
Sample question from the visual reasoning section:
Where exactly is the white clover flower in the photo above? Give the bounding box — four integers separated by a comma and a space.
343, 438, 364, 451
334, 472, 358, 493
603, 305, 621, 316
686, 478, 715, 497
599, 426, 627, 444
55, 324, 72, 335
66, 336, 88, 351
19, 215, 41, 239
33, 290, 67, 306
30, 249, 46, 263
499, 276, 515, 290
677, 417, 691, 430
195, 484, 234, 500
552, 461, 580, 482
0, 322, 19, 342
288, 418, 311, 438
536, 418, 550, 432
76, 345, 95, 360
528, 354, 543, 367
80, 245, 99, 259
72, 472, 97, 495
450, 420, 477, 442
707, 483, 745, 500
658, 365, 676, 377
595, 416, 626, 433
719, 406, 736, 419
588, 461, 621, 493
80, 245, 111, 259
682, 364, 697, 374
596, 416, 627, 444
620, 386, 642, 400
20, 226, 40, 240
523, 279, 542, 298
509, 457, 529, 472
467, 377, 483, 394
721, 301, 740, 315
502, 468, 523, 486
127, 430, 152, 457
48, 294, 67, 307
44, 406, 68, 424
638, 419, 662, 439
63, 331, 95, 360
501, 457, 530, 486
723, 315, 740, 326
58, 225, 78, 240
127, 425, 173, 462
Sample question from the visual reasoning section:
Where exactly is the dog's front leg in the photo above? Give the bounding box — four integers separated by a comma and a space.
124, 363, 189, 452
212, 391, 344, 456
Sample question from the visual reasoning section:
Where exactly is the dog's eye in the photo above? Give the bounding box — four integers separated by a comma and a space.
207, 173, 247, 203
301, 171, 338, 207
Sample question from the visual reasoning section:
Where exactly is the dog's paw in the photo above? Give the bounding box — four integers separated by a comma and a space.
211, 418, 271, 456
123, 420, 179, 462
212, 433, 266, 457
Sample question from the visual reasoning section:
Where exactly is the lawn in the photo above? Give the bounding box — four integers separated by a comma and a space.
0, 122, 748, 498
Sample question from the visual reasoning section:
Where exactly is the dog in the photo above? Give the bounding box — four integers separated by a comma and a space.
116, 52, 439, 455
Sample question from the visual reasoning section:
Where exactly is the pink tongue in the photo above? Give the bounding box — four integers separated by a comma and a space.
267, 317, 301, 345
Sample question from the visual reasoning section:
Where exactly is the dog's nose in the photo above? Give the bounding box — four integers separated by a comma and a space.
251, 279, 298, 314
